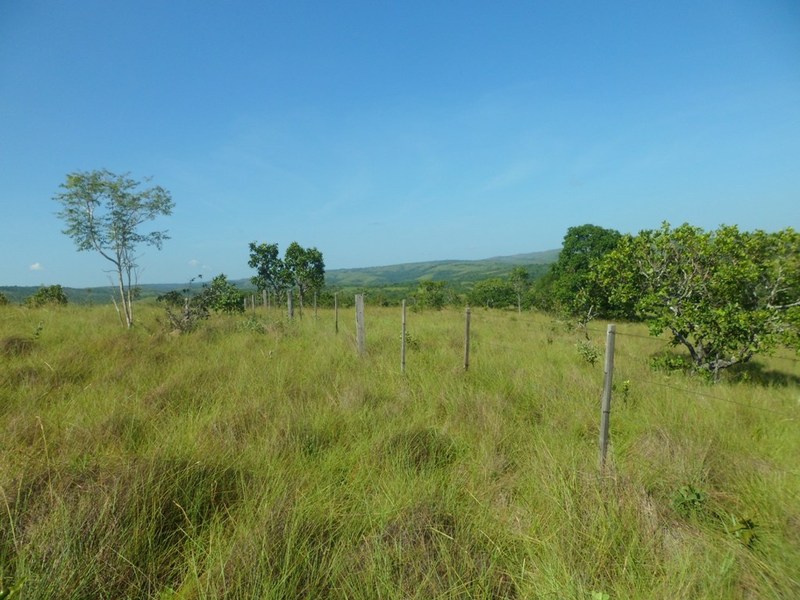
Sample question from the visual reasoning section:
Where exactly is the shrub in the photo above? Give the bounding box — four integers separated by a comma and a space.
26, 285, 68, 307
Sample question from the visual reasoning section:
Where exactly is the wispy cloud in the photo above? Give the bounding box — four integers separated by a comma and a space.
188, 259, 210, 271
29, 262, 44, 271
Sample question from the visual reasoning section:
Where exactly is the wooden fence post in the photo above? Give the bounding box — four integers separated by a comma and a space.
599, 323, 616, 471
401, 299, 407, 373
334, 293, 339, 334
464, 305, 471, 371
262, 289, 267, 311
355, 294, 366, 356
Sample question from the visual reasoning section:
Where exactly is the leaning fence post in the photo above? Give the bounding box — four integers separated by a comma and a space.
401, 299, 407, 373
355, 294, 366, 356
599, 323, 616, 471
464, 305, 471, 371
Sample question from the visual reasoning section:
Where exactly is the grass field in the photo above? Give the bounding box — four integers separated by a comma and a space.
1, 303, 798, 598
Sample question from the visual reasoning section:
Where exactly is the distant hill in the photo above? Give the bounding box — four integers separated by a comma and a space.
324, 249, 559, 287
0, 249, 559, 304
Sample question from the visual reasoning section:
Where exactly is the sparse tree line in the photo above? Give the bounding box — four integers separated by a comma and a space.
7, 168, 797, 379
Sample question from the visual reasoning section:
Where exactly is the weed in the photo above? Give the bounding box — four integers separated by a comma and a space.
236, 316, 268, 334
614, 379, 632, 404
725, 514, 759, 549
649, 351, 692, 374
671, 484, 707, 518
576, 340, 600, 366
402, 330, 420, 351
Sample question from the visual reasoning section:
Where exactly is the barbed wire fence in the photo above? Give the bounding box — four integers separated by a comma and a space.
248, 296, 799, 474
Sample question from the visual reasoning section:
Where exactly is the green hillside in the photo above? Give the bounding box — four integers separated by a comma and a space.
1, 250, 559, 304
325, 249, 559, 287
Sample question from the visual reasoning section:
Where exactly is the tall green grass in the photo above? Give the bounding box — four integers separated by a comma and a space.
1, 302, 798, 598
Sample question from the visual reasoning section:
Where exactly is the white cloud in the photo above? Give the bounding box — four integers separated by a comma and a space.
29, 262, 43, 271
188, 259, 211, 271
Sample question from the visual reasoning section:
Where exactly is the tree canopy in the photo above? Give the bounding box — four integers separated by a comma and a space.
597, 222, 800, 377
547, 224, 623, 318
54, 169, 174, 327
248, 242, 286, 295
248, 241, 325, 313
284, 242, 325, 311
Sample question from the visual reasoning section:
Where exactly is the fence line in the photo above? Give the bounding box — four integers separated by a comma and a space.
228, 305, 798, 473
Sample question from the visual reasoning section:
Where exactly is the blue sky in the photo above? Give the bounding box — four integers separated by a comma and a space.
1, 1, 798, 288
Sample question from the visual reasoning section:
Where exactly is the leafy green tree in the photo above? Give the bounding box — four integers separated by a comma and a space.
283, 242, 325, 314
415, 280, 447, 310
509, 266, 531, 313
27, 285, 68, 307
547, 224, 623, 318
597, 223, 800, 378
248, 242, 287, 298
200, 274, 245, 314
53, 169, 174, 328
469, 278, 516, 309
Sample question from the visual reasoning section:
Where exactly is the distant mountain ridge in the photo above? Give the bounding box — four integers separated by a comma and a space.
0, 249, 560, 303
324, 249, 560, 286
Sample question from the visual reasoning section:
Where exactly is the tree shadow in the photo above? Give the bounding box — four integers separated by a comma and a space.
726, 361, 800, 387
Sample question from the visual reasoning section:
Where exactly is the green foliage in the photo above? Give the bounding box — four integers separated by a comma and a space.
575, 339, 600, 366
468, 277, 516, 308
156, 289, 184, 308
248, 241, 286, 294
414, 280, 447, 310
53, 169, 174, 327
726, 514, 759, 549
201, 274, 245, 314
402, 330, 420, 351
648, 351, 693, 374
509, 266, 531, 312
26, 284, 68, 307
248, 241, 325, 313
284, 242, 325, 308
598, 223, 800, 378
672, 484, 708, 518
543, 224, 623, 318
237, 316, 269, 334
0, 576, 26, 598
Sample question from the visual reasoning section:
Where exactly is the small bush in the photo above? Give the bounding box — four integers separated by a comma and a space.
26, 285, 68, 307
576, 340, 600, 366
